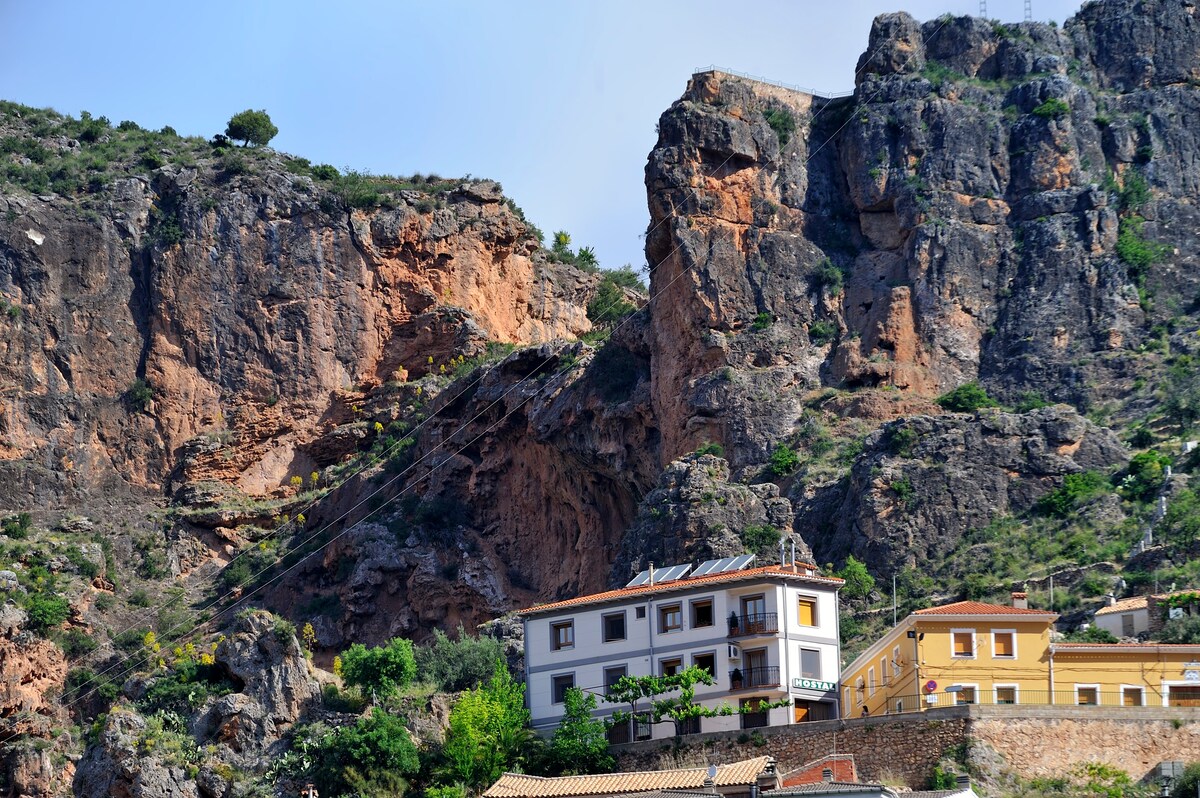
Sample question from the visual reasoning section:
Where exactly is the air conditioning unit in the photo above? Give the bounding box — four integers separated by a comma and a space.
727, 644, 742, 660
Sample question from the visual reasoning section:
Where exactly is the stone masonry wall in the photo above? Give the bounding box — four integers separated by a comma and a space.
612, 706, 1200, 788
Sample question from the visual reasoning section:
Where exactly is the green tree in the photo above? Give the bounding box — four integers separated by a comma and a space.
414, 626, 505, 692
1118, 450, 1170, 502
1163, 355, 1200, 430
1170, 761, 1200, 798
836, 555, 875, 601
340, 637, 417, 698
25, 593, 70, 633
604, 666, 790, 736
1161, 489, 1200, 547
768, 443, 799, 476
224, 109, 278, 147
935, 381, 999, 412
546, 688, 613, 775
551, 231, 573, 260
441, 661, 533, 790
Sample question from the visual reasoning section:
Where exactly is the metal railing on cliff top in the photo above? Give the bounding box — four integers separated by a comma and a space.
692, 65, 856, 99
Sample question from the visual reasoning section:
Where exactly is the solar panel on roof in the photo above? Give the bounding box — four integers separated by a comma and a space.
692, 559, 723, 577
625, 569, 651, 588
711, 555, 740, 573
726, 553, 756, 572
655, 564, 692, 583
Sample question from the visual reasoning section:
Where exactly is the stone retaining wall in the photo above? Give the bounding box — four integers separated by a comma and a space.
612, 706, 1200, 787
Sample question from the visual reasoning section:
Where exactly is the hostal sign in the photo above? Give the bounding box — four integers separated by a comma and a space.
792, 678, 836, 692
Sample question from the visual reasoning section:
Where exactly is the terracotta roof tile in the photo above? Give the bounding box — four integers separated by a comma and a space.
912, 601, 1057, 617
484, 756, 772, 798
781, 755, 857, 787
1093, 595, 1150, 616
520, 566, 842, 616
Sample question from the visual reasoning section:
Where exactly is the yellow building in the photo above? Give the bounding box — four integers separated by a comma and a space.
840, 594, 1058, 717
842, 593, 1200, 715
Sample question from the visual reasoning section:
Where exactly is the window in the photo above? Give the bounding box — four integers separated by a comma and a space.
992, 630, 1015, 658
604, 666, 627, 696
1121, 614, 1135, 637
1122, 686, 1144, 707
1076, 686, 1099, 706
740, 697, 769, 728
855, 677, 865, 704
551, 620, 574, 651
800, 648, 821, 680
995, 685, 1017, 705
552, 673, 575, 704
607, 716, 632, 744
635, 606, 646, 619
892, 645, 902, 679
659, 604, 682, 634
603, 612, 626, 643
693, 652, 716, 677
1168, 685, 1200, 707
955, 685, 976, 705
880, 657, 888, 685
691, 599, 714, 628
868, 667, 876, 696
660, 657, 682, 677
678, 716, 701, 735
952, 630, 975, 658
798, 597, 817, 626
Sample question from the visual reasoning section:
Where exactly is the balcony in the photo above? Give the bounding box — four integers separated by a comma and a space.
728, 666, 781, 691
727, 612, 778, 637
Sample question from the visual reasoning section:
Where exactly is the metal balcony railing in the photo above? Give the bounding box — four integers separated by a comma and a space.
728, 666, 781, 690
727, 612, 778, 637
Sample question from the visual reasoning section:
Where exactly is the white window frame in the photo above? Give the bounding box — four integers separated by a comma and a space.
1120, 684, 1145, 707
880, 657, 888, 686
868, 666, 876, 696
892, 645, 902, 679
797, 595, 818, 627
952, 682, 979, 705
1161, 681, 1200, 707
993, 683, 1020, 705
855, 677, 865, 704
991, 629, 1017, 659
951, 628, 977, 659
1074, 683, 1101, 706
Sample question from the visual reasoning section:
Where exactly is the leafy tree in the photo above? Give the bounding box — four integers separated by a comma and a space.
1163, 355, 1200, 430
1160, 615, 1200, 644
24, 593, 70, 633
1160, 489, 1200, 547
298, 711, 419, 797
605, 665, 790, 737
414, 626, 505, 692
740, 524, 780, 553
441, 661, 533, 790
546, 688, 613, 775
551, 231, 573, 260
836, 555, 875, 601
224, 109, 278, 147
1117, 450, 1171, 502
1170, 761, 1200, 798
768, 443, 799, 476
340, 637, 417, 698
935, 382, 999, 413
1036, 471, 1110, 517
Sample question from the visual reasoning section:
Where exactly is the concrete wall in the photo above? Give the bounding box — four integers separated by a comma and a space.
612, 706, 1200, 788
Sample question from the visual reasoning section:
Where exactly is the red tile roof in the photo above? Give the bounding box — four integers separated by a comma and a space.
1053, 642, 1200, 652
520, 565, 843, 616
484, 756, 772, 797
913, 601, 1057, 618
781, 755, 857, 787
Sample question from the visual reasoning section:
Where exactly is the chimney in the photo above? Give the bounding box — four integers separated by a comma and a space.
1105, 593, 1117, 607
822, 768, 834, 782
648, 563, 655, 586
1011, 591, 1028, 609
956, 774, 970, 788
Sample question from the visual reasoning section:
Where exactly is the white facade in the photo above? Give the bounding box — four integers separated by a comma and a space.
521, 565, 843, 740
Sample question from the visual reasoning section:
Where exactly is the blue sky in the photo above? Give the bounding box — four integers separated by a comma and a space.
1, 0, 1082, 272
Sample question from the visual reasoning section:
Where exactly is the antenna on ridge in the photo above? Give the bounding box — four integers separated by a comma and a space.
1025, 0, 1033, 21
979, 0, 987, 17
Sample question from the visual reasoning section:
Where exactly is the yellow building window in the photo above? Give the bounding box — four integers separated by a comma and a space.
952, 631, 974, 657
1077, 686, 1099, 705
1122, 687, 1143, 707
993, 631, 1014, 657
995, 686, 1016, 705
798, 598, 817, 626
955, 686, 976, 705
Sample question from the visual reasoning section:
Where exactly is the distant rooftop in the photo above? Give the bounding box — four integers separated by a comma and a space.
484, 756, 772, 798
912, 601, 1057, 618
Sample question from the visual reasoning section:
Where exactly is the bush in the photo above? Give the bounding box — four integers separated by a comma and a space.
1, 512, 31, 539
1160, 615, 1200, 644
224, 109, 278, 147
752, 312, 773, 331
814, 258, 847, 296
808, 320, 836, 345
546, 688, 613, 775
24, 593, 70, 633
768, 444, 799, 476
1116, 216, 1170, 282
1118, 450, 1171, 502
55, 628, 98, 657
587, 266, 644, 327
741, 524, 780, 553
935, 382, 999, 412
694, 441, 724, 457
125, 379, 154, 411
1119, 170, 1151, 212
1032, 98, 1069, 119
887, 426, 919, 457
836, 556, 875, 601
414, 627, 505, 692
1036, 471, 1109, 517
341, 637, 417, 698
1064, 626, 1118, 643
764, 108, 796, 145
64, 546, 100, 579
310, 163, 339, 181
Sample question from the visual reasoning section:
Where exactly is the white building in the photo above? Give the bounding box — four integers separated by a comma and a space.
520, 556, 844, 741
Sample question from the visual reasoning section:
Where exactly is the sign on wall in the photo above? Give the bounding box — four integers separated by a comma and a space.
791, 678, 836, 692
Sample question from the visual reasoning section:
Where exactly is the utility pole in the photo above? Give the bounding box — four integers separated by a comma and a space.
1025, 0, 1033, 21
980, 0, 987, 17
893, 574, 897, 626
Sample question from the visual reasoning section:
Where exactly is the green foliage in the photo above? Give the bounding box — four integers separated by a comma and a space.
752, 312, 773, 331
1169, 761, 1200, 798
936, 381, 999, 412
1032, 98, 1070, 119
891, 477, 915, 508
335, 709, 419, 780
587, 266, 644, 327
814, 258, 847, 296
808, 320, 836, 345
341, 637, 417, 698
887, 426, 919, 457
54, 628, 98, 657
137, 664, 234, 715
224, 109, 278, 147
1072, 762, 1139, 798
546, 688, 613, 776
311, 163, 339, 181
1064, 626, 1118, 643
441, 661, 533, 790
1, 512, 32, 539
414, 626, 505, 692
65, 667, 120, 710
64, 546, 100, 579
297, 711, 420, 797
1161, 489, 1200, 547
1164, 355, 1200, 430
768, 443, 799, 476
1117, 216, 1170, 283
929, 765, 957, 790
694, 441, 724, 457
1160, 615, 1200, 644
741, 524, 780, 553
24, 593, 70, 633
1012, 391, 1051, 412
1119, 169, 1151, 212
1036, 471, 1109, 517
836, 556, 875, 601
764, 108, 797, 145
1118, 450, 1170, 502
126, 379, 154, 411
606, 665, 790, 736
